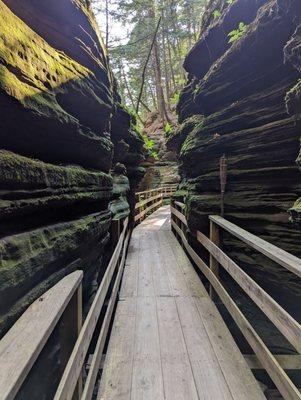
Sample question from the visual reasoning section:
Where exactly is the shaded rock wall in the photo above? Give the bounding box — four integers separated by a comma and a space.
169, 0, 301, 315
0, 0, 144, 337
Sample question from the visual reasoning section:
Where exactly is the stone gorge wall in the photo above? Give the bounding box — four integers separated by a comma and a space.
0, 0, 144, 337
138, 112, 180, 191
168, 0, 301, 315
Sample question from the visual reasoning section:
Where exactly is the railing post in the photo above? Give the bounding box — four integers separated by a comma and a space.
59, 283, 83, 400
139, 194, 143, 224
209, 220, 220, 299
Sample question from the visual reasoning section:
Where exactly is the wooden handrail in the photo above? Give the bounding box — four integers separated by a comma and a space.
210, 215, 301, 278
135, 192, 163, 209
197, 230, 301, 353
134, 186, 176, 224
170, 204, 301, 400
81, 229, 131, 400
0, 271, 83, 400
135, 185, 176, 196
54, 217, 130, 400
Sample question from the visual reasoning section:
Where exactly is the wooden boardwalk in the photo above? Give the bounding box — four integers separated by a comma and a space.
97, 206, 265, 400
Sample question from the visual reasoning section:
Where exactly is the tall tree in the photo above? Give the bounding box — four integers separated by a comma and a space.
92, 0, 207, 121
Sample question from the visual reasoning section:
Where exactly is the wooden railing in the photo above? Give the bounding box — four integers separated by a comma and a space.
0, 186, 175, 400
0, 217, 131, 400
134, 185, 176, 223
0, 271, 83, 400
171, 200, 301, 400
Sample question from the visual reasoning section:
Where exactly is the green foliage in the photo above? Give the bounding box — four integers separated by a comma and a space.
170, 92, 180, 105
213, 10, 221, 19
226, 0, 235, 5
176, 78, 186, 86
227, 22, 247, 43
142, 134, 159, 160
164, 122, 172, 135
93, 0, 207, 118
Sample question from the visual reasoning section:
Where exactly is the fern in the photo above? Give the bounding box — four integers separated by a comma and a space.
164, 122, 172, 135
213, 10, 221, 19
170, 92, 180, 105
227, 22, 247, 43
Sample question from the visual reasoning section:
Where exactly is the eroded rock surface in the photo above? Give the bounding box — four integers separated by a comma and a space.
139, 112, 180, 190
0, 0, 144, 338
169, 0, 301, 319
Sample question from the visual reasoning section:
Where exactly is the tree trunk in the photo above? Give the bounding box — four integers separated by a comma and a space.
152, 37, 170, 124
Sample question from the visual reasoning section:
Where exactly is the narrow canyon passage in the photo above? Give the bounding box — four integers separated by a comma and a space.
0, 0, 300, 399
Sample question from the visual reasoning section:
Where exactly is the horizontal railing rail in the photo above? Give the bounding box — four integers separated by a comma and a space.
135, 186, 176, 223
0, 271, 83, 400
170, 200, 301, 400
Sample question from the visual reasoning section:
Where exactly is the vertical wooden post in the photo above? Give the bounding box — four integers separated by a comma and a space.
209, 220, 220, 299
60, 283, 83, 400
139, 194, 143, 224
171, 198, 175, 236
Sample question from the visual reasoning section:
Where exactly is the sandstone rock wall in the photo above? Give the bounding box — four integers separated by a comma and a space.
138, 112, 180, 191
169, 0, 301, 316
0, 0, 144, 337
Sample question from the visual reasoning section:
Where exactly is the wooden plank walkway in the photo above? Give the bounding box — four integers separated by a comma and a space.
97, 206, 266, 400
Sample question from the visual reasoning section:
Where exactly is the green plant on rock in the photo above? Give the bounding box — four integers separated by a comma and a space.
213, 10, 221, 19
227, 0, 235, 5
164, 122, 172, 135
170, 92, 180, 105
227, 22, 247, 43
142, 134, 159, 160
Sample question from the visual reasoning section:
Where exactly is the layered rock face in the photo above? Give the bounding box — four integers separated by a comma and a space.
0, 0, 144, 337
169, 0, 301, 315
139, 112, 180, 190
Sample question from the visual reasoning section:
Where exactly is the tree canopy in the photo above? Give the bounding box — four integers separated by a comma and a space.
93, 0, 207, 124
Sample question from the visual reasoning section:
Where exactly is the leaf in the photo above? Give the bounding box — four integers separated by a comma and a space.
213, 10, 221, 19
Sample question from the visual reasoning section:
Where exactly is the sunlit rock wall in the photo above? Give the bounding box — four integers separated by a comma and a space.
0, 0, 144, 337
169, 0, 301, 315
138, 112, 180, 191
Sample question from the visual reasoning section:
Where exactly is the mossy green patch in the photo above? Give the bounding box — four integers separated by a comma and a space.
0, 1, 112, 124
0, 150, 113, 190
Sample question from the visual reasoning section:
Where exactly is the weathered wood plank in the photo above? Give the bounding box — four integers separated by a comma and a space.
135, 193, 162, 209
119, 237, 140, 299
176, 297, 233, 400
156, 296, 199, 400
159, 230, 207, 298
210, 215, 301, 278
134, 200, 162, 222
131, 296, 164, 400
0, 271, 83, 400
97, 298, 137, 400
170, 206, 187, 226
194, 296, 265, 400
154, 231, 191, 297
244, 354, 301, 370
197, 230, 301, 354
